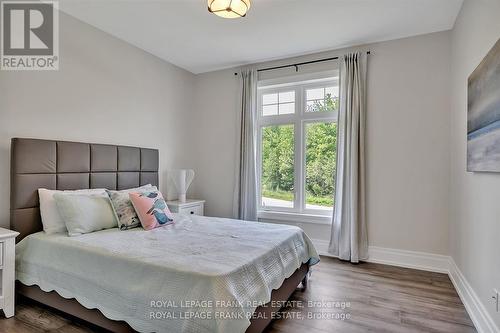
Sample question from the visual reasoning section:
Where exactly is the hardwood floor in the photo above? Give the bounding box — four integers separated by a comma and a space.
0, 256, 476, 333
265, 257, 476, 333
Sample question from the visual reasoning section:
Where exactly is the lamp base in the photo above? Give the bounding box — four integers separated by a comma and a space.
178, 194, 186, 203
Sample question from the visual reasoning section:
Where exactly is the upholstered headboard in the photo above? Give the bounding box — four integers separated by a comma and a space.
10, 138, 159, 241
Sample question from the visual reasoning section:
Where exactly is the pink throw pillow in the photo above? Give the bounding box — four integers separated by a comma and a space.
129, 191, 174, 230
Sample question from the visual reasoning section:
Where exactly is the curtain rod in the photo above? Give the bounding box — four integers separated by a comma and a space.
258, 51, 371, 73
234, 51, 370, 75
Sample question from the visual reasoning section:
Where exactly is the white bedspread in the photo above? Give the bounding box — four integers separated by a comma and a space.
16, 214, 319, 333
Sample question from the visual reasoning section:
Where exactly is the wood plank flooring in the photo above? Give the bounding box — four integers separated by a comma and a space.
0, 256, 476, 332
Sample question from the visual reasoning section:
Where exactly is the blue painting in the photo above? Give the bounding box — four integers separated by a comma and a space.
467, 38, 500, 172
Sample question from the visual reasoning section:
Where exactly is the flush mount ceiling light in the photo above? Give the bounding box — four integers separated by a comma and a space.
208, 0, 251, 19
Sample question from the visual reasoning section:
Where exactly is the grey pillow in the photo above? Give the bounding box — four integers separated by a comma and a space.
54, 193, 118, 236
106, 185, 157, 230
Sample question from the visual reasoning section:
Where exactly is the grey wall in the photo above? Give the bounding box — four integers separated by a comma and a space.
192, 69, 240, 218
0, 13, 196, 228
191, 31, 452, 255
450, 0, 500, 328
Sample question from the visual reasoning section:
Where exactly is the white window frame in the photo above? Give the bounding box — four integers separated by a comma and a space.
256, 75, 338, 224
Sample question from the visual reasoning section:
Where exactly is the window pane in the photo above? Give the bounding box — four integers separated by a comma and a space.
263, 104, 278, 116
305, 122, 336, 211
325, 86, 339, 112
306, 86, 339, 113
306, 100, 324, 112
279, 91, 295, 103
263, 93, 278, 105
261, 125, 295, 209
306, 88, 324, 101
325, 86, 338, 98
324, 94, 338, 112
279, 102, 295, 115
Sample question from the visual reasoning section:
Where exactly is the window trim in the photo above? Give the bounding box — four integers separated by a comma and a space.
256, 78, 338, 221
257, 210, 333, 225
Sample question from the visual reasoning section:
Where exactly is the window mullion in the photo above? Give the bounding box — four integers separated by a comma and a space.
256, 126, 262, 211
295, 87, 304, 213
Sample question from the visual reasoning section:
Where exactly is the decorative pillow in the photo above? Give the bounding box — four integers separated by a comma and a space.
38, 188, 107, 234
106, 185, 157, 230
129, 191, 174, 230
54, 193, 118, 236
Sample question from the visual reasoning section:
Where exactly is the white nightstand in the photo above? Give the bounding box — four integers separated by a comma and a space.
0, 227, 19, 318
167, 199, 205, 216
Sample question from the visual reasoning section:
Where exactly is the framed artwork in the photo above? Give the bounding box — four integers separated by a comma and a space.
467, 38, 500, 172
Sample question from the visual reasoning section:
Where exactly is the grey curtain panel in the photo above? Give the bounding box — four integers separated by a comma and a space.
233, 68, 258, 221
328, 52, 368, 263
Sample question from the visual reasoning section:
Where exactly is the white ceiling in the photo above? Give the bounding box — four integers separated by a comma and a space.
59, 0, 463, 74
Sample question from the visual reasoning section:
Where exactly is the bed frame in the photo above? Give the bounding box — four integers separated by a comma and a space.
10, 138, 309, 333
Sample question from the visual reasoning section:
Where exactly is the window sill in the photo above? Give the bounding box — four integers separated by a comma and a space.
257, 210, 332, 225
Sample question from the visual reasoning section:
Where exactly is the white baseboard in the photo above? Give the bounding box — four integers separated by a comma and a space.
311, 239, 450, 273
310, 239, 499, 333
366, 246, 451, 273
448, 259, 499, 333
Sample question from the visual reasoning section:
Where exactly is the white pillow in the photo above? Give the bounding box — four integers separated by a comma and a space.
53, 193, 118, 236
38, 188, 107, 234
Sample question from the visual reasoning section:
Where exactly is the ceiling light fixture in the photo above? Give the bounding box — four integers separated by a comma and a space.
208, 0, 251, 19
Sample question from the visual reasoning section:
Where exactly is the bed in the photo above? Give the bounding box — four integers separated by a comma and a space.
10, 138, 319, 333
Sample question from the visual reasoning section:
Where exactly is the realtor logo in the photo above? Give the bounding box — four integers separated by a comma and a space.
1, 1, 59, 70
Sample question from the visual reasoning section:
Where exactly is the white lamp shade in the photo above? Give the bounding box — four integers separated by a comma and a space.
170, 169, 195, 203
208, 0, 251, 18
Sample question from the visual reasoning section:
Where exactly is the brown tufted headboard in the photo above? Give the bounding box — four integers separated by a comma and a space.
10, 138, 159, 241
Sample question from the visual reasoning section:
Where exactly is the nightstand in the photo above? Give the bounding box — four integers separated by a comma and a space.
0, 227, 19, 318
167, 199, 205, 216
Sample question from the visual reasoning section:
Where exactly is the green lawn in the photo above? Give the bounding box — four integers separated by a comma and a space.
263, 190, 333, 207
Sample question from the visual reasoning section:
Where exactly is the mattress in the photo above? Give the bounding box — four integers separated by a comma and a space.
16, 214, 319, 333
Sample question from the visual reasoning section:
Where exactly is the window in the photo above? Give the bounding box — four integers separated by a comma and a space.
257, 76, 338, 220
305, 122, 337, 210
261, 124, 295, 208
262, 91, 295, 116
306, 86, 338, 113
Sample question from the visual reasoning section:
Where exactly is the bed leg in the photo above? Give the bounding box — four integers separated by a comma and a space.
301, 271, 310, 291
